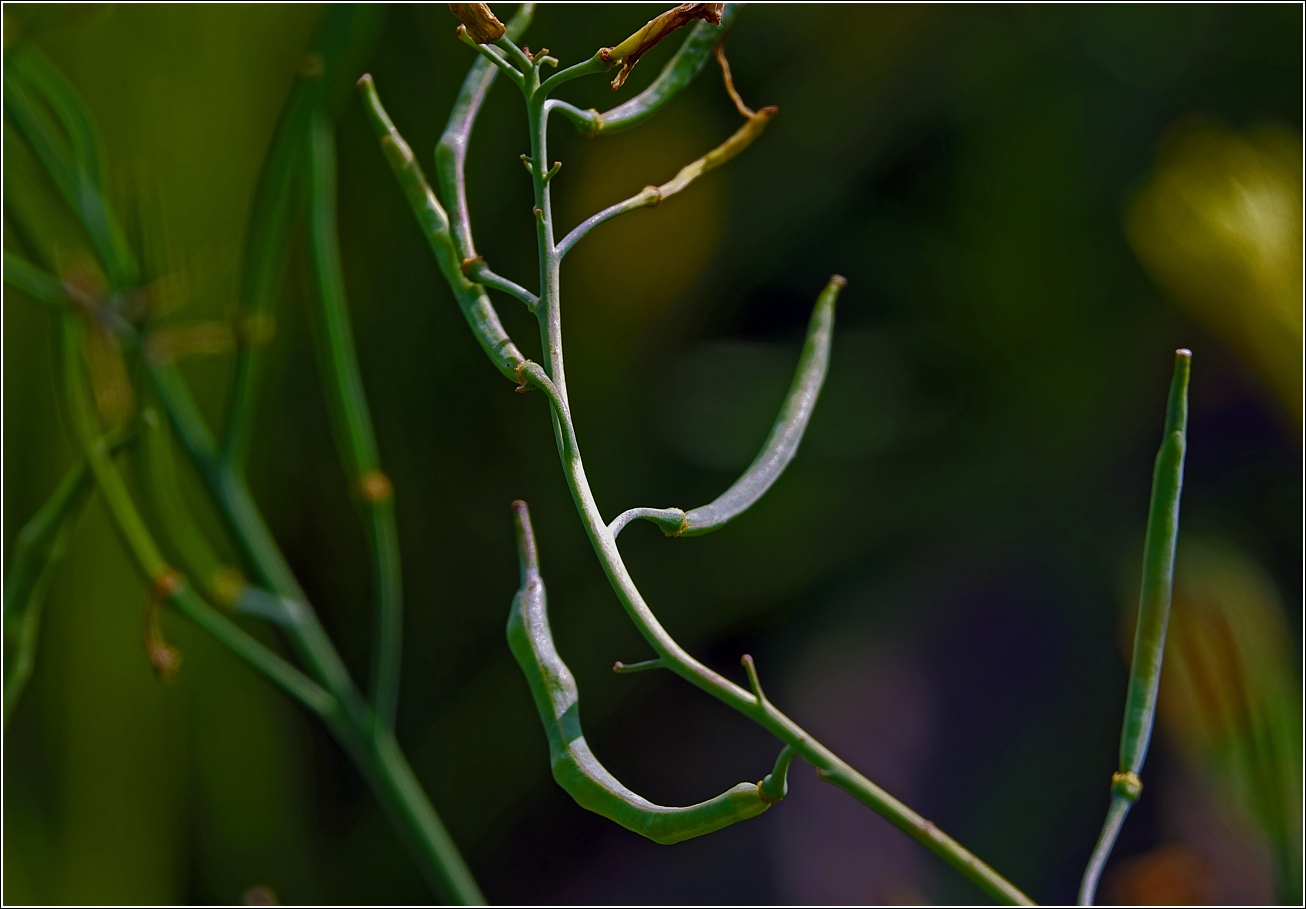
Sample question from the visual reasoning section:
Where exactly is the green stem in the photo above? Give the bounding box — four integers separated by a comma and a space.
12, 31, 480, 899
376, 20, 1031, 904
305, 111, 404, 729
1078, 349, 1190, 906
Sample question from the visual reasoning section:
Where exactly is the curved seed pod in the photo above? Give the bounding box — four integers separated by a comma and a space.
679, 275, 843, 536
507, 500, 772, 844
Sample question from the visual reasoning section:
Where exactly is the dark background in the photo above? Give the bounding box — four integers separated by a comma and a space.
4, 3, 1301, 905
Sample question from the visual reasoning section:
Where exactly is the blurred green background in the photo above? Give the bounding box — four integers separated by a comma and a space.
3, 3, 1301, 904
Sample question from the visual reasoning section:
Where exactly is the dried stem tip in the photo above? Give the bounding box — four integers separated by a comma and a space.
449, 3, 505, 44
602, 3, 724, 91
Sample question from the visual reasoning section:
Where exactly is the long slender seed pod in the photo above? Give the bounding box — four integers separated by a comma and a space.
507, 501, 778, 844
357, 74, 526, 380
1078, 349, 1191, 906
680, 276, 842, 534
606, 277, 841, 538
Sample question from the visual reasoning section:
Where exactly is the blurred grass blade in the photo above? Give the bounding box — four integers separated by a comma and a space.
136, 406, 232, 606
2, 460, 95, 726
680, 276, 843, 536
4, 50, 137, 287
1079, 348, 1191, 906
8, 45, 108, 192
3, 250, 68, 308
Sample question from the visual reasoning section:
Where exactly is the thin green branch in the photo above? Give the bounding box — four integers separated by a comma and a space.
306, 111, 405, 729
493, 34, 536, 74
608, 506, 686, 538
553, 104, 778, 260
147, 349, 484, 905
1079, 349, 1191, 906
456, 27, 524, 86
137, 406, 230, 606
466, 261, 539, 311
535, 52, 609, 98
555, 187, 659, 260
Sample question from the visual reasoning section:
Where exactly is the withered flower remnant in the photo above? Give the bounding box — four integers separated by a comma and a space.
601, 3, 724, 90
448, 3, 506, 44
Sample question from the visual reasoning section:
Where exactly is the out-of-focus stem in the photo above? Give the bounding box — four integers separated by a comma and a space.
306, 112, 404, 729
3, 458, 95, 725
222, 4, 384, 475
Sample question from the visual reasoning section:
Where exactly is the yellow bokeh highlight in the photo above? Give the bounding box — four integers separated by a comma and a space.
1128, 121, 1303, 422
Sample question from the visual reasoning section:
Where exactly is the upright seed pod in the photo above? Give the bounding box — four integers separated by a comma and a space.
1079, 349, 1192, 906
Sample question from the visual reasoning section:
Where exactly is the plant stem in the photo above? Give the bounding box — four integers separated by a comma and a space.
147, 357, 483, 903
369, 20, 1032, 903
518, 67, 1033, 908
8, 20, 481, 898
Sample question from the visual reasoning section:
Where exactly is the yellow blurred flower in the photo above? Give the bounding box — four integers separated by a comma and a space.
1128, 121, 1303, 423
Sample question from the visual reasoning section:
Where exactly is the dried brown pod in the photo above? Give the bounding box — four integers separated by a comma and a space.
601, 3, 724, 91
448, 3, 506, 44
